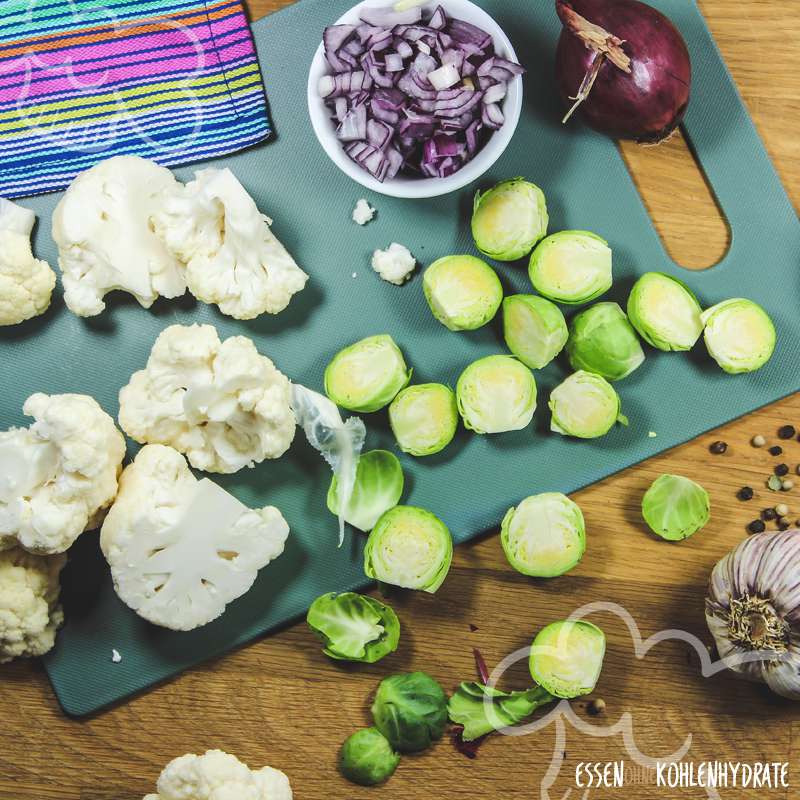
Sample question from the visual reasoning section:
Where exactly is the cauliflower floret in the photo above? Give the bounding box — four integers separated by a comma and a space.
352, 198, 375, 226
118, 324, 295, 474
152, 168, 308, 320
0, 393, 126, 554
102, 445, 289, 631
143, 750, 292, 800
0, 546, 66, 663
0, 199, 56, 327
371, 242, 416, 285
52, 155, 186, 317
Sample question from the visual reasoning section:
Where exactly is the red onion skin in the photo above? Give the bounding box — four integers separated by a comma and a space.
555, 0, 692, 143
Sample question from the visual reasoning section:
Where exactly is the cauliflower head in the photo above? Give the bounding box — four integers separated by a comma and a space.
102, 445, 289, 631
118, 324, 296, 474
153, 168, 308, 320
143, 750, 292, 800
52, 155, 186, 317
0, 546, 66, 663
0, 199, 56, 327
0, 393, 126, 555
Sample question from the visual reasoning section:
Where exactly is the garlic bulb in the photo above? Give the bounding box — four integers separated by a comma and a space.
706, 530, 800, 700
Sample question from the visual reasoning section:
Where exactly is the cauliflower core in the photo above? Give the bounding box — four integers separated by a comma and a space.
102, 445, 289, 631
153, 168, 308, 320
0, 393, 126, 555
0, 198, 56, 326
143, 749, 292, 800
119, 324, 296, 474
52, 155, 187, 317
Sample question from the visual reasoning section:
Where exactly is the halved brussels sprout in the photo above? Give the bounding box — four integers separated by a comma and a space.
501, 493, 586, 577
503, 295, 569, 370
641, 474, 710, 541
339, 728, 400, 786
567, 302, 645, 381
389, 383, 458, 457
327, 450, 404, 532
471, 178, 549, 261
423, 255, 503, 331
324, 334, 411, 412
549, 371, 625, 439
529, 231, 612, 305
457, 355, 537, 434
529, 620, 606, 699
364, 505, 453, 593
701, 298, 776, 374
626, 272, 703, 351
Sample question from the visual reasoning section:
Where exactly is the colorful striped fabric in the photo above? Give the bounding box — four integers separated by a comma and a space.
0, 0, 272, 198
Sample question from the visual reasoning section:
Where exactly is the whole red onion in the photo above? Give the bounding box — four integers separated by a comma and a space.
555, 0, 692, 143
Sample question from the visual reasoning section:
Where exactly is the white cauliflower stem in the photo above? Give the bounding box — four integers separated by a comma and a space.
144, 749, 292, 800
0, 198, 56, 326
153, 167, 308, 320
102, 445, 289, 631
0, 393, 126, 554
119, 324, 296, 474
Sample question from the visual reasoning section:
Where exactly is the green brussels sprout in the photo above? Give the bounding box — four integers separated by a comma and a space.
471, 178, 549, 261
626, 272, 703, 351
306, 591, 400, 663
324, 334, 411, 412
339, 728, 400, 786
501, 493, 586, 577
456, 355, 537, 435
566, 302, 645, 381
549, 371, 626, 439
641, 474, 711, 541
371, 671, 448, 753
364, 505, 453, 593
503, 294, 569, 370
529, 620, 606, 699
327, 450, 404, 532
389, 383, 458, 457
700, 298, 776, 374
423, 255, 503, 331
529, 231, 612, 305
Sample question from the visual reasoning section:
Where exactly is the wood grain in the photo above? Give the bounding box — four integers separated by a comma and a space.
1, 2, 798, 798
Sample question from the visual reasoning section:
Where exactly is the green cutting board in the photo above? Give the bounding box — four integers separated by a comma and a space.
1, 0, 796, 717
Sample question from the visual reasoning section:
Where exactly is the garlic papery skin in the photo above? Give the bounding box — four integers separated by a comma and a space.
705, 529, 800, 700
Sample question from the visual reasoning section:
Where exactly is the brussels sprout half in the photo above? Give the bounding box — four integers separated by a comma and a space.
324, 334, 411, 412
529, 231, 612, 305
471, 178, 549, 262
457, 355, 537, 435
549, 371, 625, 439
423, 255, 503, 332
339, 728, 400, 786
503, 295, 569, 370
641, 474, 710, 541
701, 298, 776, 374
389, 383, 458, 457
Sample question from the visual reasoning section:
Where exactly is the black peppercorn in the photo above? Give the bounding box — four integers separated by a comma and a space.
778, 425, 796, 440
775, 464, 790, 477
769, 446, 784, 456
737, 486, 754, 501
748, 519, 766, 534
709, 441, 728, 455
778, 518, 791, 531
762, 508, 777, 521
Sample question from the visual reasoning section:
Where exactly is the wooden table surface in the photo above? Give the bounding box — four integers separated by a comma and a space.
2, 2, 798, 799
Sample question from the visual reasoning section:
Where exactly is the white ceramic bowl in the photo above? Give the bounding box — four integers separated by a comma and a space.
307, 0, 523, 199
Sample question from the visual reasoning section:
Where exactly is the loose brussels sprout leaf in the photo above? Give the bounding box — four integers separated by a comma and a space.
339, 727, 400, 786
471, 178, 549, 262
389, 383, 458, 457
324, 334, 411, 412
364, 505, 453, 593
549, 371, 624, 439
457, 355, 537, 435
371, 671, 448, 753
307, 591, 400, 663
701, 298, 776, 374
501, 493, 586, 577
448, 682, 554, 741
327, 450, 404, 532
503, 295, 569, 370
626, 272, 703, 351
423, 255, 503, 332
641, 474, 710, 541
529, 620, 606, 699
566, 302, 645, 381
529, 231, 612, 305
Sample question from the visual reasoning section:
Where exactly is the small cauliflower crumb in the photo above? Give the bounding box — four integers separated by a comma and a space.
648, 431, 657, 438
352, 198, 375, 226
111, 648, 122, 663
371, 243, 416, 286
